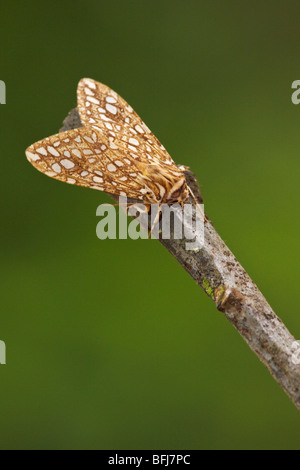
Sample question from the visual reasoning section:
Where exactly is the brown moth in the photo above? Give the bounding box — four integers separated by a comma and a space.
25, 79, 203, 222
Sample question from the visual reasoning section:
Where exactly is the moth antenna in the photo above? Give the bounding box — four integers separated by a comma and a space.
187, 185, 207, 223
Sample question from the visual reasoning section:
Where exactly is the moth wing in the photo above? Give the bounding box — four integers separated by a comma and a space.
25, 126, 149, 200
77, 78, 176, 168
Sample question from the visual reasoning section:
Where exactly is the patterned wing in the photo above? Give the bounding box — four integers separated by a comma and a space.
25, 126, 151, 199
77, 78, 176, 167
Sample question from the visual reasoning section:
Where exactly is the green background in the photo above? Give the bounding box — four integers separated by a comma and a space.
1, 0, 300, 450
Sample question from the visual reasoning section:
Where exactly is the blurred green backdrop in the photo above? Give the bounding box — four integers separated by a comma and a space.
0, 0, 300, 450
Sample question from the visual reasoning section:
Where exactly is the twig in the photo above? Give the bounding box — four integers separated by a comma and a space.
60, 109, 300, 410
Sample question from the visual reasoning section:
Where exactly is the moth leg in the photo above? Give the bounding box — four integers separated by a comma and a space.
148, 204, 161, 239
125, 202, 149, 217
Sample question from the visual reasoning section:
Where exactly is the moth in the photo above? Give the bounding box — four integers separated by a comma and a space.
26, 78, 204, 227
